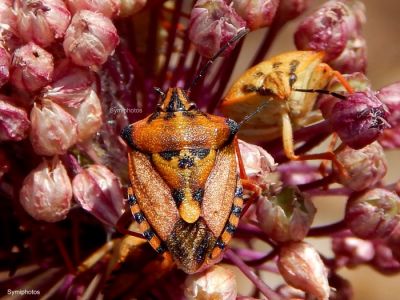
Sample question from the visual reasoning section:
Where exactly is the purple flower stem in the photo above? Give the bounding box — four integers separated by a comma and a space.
157, 0, 184, 87
225, 249, 283, 300
308, 220, 347, 237
61, 153, 83, 177
306, 187, 352, 196
246, 248, 279, 266
297, 173, 335, 191
236, 223, 274, 245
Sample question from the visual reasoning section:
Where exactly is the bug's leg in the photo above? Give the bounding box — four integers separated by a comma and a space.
125, 187, 173, 262
115, 209, 145, 239
318, 133, 338, 177
281, 111, 348, 177
320, 63, 354, 94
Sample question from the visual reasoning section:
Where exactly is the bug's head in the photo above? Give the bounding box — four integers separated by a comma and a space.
157, 87, 197, 112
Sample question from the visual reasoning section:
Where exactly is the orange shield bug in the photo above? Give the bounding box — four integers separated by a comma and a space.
121, 30, 251, 274
220, 50, 354, 168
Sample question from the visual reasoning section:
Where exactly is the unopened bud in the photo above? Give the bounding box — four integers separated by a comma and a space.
256, 186, 316, 242
15, 0, 71, 47
184, 265, 237, 300
0, 95, 30, 141
334, 142, 387, 191
232, 0, 279, 30
19, 157, 72, 222
345, 188, 400, 239
0, 1, 20, 52
63, 10, 119, 67
0, 46, 10, 88
65, 0, 120, 19
189, 0, 246, 58
30, 99, 78, 156
72, 164, 124, 226
278, 242, 330, 300
10, 43, 54, 93
330, 35, 367, 74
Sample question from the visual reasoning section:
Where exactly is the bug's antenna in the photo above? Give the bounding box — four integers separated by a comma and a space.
238, 101, 270, 128
186, 28, 250, 94
293, 88, 346, 100
153, 87, 166, 98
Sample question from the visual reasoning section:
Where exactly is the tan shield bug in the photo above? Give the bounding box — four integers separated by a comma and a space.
120, 29, 254, 274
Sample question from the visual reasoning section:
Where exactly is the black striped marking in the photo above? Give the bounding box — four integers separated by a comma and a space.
215, 238, 225, 249
225, 222, 236, 234
143, 229, 155, 241
193, 188, 204, 203
172, 189, 185, 206
127, 194, 137, 205
159, 150, 180, 161
133, 212, 145, 224
235, 186, 243, 198
232, 205, 242, 217
178, 156, 194, 169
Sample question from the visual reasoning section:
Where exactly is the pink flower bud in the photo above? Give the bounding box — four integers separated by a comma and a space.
0, 1, 20, 50
63, 10, 119, 67
256, 186, 316, 242
329, 91, 389, 149
371, 240, 400, 275
232, 0, 279, 30
333, 142, 387, 191
42, 59, 96, 108
19, 157, 72, 222
276, 0, 311, 22
278, 242, 330, 300
184, 265, 237, 300
189, 0, 246, 58
119, 0, 147, 18
72, 164, 124, 226
66, 0, 120, 19
278, 161, 320, 186
15, 0, 71, 47
345, 188, 400, 239
66, 90, 103, 142
330, 35, 367, 74
0, 95, 30, 141
10, 42, 54, 93
377, 81, 400, 148
238, 139, 276, 178
0, 45, 11, 87
30, 99, 78, 156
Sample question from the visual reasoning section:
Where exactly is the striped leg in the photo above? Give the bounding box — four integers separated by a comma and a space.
127, 187, 171, 260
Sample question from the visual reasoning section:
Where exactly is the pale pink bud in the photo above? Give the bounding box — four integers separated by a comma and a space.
334, 142, 387, 191
30, 99, 78, 156
0, 1, 20, 51
256, 186, 316, 242
119, 0, 147, 18
63, 10, 119, 67
0, 95, 30, 141
72, 164, 124, 226
232, 0, 279, 30
66, 0, 120, 19
278, 161, 320, 186
238, 139, 276, 178
42, 59, 96, 108
15, 0, 71, 47
189, 0, 246, 58
0, 45, 11, 87
10, 42, 54, 92
345, 188, 400, 239
377, 81, 400, 148
66, 90, 103, 142
19, 157, 72, 222
184, 265, 237, 300
278, 242, 330, 300
330, 35, 367, 74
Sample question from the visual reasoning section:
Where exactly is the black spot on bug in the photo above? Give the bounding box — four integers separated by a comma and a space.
254, 71, 265, 78
289, 60, 300, 73
225, 119, 239, 140
166, 88, 185, 112
215, 238, 225, 249
183, 111, 196, 118
172, 189, 185, 206
232, 205, 242, 217
147, 111, 160, 123
190, 148, 210, 159
242, 84, 257, 93
120, 125, 137, 149
257, 86, 274, 96
289, 73, 297, 88
127, 194, 137, 206
225, 222, 236, 234
195, 233, 212, 263
133, 212, 145, 224
235, 187, 243, 198
159, 150, 180, 161
273, 62, 282, 69
178, 156, 195, 169
164, 112, 175, 120
193, 188, 204, 203
155, 244, 167, 254
143, 229, 155, 241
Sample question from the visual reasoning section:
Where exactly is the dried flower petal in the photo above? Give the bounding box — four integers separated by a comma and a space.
119, 0, 147, 18
63, 10, 120, 67
334, 142, 387, 191
345, 188, 400, 239
257, 186, 316, 242
0, 95, 30, 141
189, 0, 246, 58
65, 0, 120, 19
42, 59, 96, 108
15, 0, 71, 47
278, 242, 330, 300
19, 157, 72, 222
10, 42, 54, 92
232, 0, 279, 30
184, 265, 237, 300
30, 99, 78, 156
72, 164, 124, 226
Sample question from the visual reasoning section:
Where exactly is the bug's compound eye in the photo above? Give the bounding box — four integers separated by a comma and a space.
188, 102, 197, 111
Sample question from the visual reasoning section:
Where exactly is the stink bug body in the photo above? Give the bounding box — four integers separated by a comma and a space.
121, 88, 244, 274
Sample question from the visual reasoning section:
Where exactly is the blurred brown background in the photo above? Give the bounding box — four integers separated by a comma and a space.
229, 1, 400, 299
